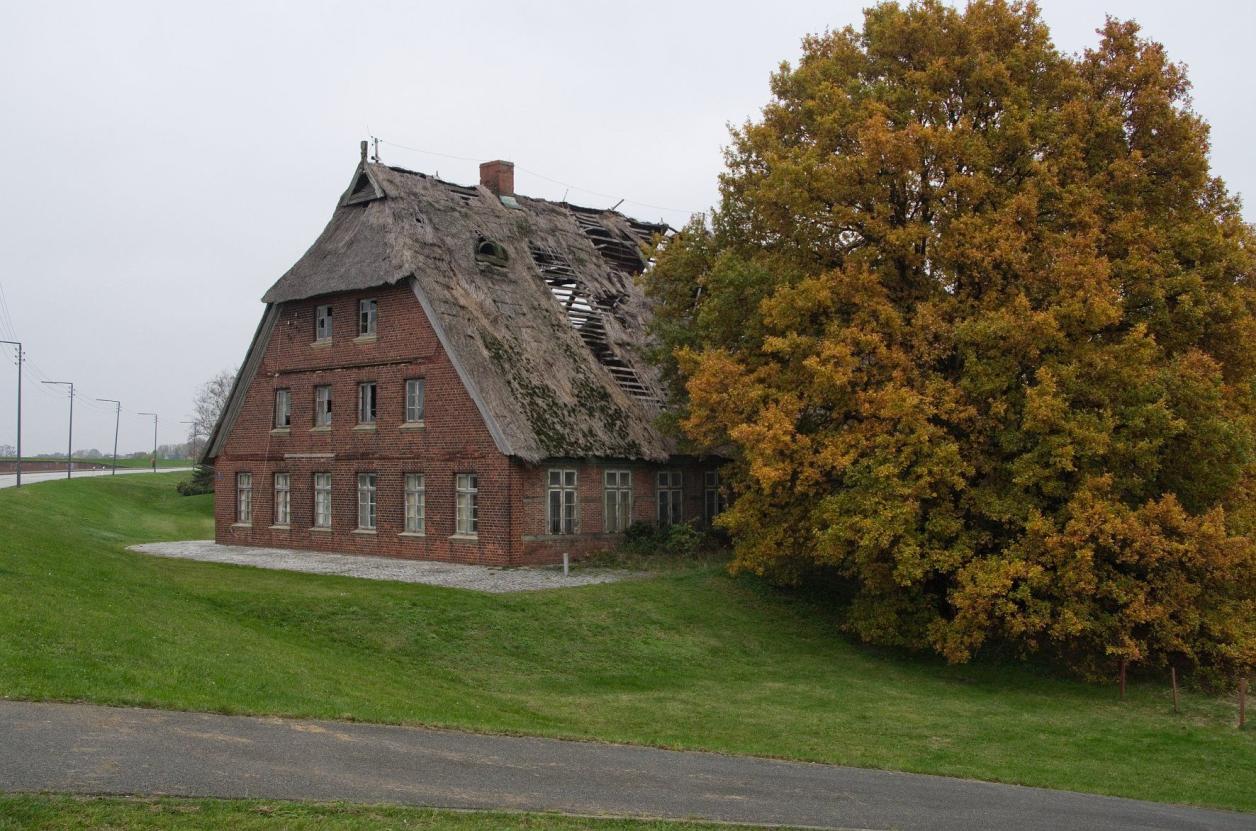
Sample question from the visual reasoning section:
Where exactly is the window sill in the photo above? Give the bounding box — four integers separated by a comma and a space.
310, 339, 332, 349
399, 531, 426, 538
231, 522, 252, 529
310, 425, 332, 433
351, 528, 377, 536
309, 526, 333, 532
399, 421, 426, 431
270, 428, 291, 436
449, 533, 479, 542
354, 334, 378, 344
269, 524, 290, 531
352, 424, 377, 432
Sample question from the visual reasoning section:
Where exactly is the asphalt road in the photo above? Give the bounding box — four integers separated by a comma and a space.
0, 467, 191, 489
0, 701, 1247, 830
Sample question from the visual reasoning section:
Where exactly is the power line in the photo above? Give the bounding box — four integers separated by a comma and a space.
0, 282, 18, 340
375, 137, 703, 219
376, 138, 483, 165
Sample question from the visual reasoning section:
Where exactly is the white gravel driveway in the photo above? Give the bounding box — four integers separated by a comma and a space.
129, 540, 641, 593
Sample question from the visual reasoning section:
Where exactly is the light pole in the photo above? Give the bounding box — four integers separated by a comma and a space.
0, 339, 20, 487
42, 380, 74, 479
138, 412, 157, 472
97, 399, 121, 473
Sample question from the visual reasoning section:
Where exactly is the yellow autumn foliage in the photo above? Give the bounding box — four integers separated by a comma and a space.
644, 1, 1256, 681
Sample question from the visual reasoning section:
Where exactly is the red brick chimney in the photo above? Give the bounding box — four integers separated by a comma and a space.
479, 160, 515, 197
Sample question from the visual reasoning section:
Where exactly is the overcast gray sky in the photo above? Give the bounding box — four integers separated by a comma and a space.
0, 1, 1252, 456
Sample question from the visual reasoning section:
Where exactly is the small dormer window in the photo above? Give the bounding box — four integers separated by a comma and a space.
475, 238, 509, 267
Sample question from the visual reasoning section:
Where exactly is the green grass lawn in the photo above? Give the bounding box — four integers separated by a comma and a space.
0, 475, 1252, 811
0, 796, 783, 831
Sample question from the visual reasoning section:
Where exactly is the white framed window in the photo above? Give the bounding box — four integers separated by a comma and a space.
404, 473, 425, 534
314, 385, 332, 427
604, 469, 632, 533
315, 304, 333, 341
704, 470, 726, 524
236, 472, 253, 524
357, 473, 377, 530
273, 389, 291, 428
547, 469, 577, 535
657, 470, 683, 527
455, 473, 478, 536
313, 472, 332, 528
273, 472, 291, 526
358, 382, 377, 424
359, 298, 377, 336
405, 378, 425, 423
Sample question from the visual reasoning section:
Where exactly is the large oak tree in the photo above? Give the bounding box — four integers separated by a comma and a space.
646, 0, 1256, 680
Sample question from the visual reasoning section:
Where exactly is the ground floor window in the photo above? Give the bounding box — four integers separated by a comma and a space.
313, 472, 332, 528
404, 473, 425, 534
604, 469, 632, 533
704, 470, 726, 525
236, 472, 252, 524
455, 473, 478, 536
357, 473, 377, 530
547, 469, 577, 534
657, 470, 683, 527
273, 472, 290, 526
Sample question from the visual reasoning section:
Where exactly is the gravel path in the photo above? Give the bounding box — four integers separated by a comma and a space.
3, 700, 1248, 830
129, 540, 642, 593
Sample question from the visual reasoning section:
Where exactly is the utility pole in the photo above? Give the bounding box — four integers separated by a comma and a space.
0, 340, 20, 487
42, 380, 74, 479
138, 412, 157, 472
97, 398, 121, 473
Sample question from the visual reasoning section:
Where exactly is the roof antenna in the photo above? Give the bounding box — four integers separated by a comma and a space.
609, 198, 625, 212
371, 136, 381, 163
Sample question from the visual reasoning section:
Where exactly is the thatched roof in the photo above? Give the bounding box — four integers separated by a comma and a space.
258, 160, 674, 463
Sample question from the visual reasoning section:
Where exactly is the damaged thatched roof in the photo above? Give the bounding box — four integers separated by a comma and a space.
260, 160, 674, 463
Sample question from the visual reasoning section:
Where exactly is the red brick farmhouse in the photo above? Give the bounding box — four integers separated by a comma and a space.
203, 149, 723, 565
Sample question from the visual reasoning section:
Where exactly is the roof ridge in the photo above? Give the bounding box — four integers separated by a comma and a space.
367, 162, 671, 232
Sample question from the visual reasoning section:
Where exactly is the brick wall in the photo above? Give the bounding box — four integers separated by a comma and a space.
511, 459, 715, 563
212, 280, 514, 564
212, 279, 722, 566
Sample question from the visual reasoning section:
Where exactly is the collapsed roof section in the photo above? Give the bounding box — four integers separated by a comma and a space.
259, 160, 674, 463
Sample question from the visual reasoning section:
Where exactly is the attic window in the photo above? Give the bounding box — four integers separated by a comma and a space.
341, 167, 384, 206
475, 238, 509, 267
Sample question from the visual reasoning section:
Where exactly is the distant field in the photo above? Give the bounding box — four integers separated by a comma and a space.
0, 474, 1251, 811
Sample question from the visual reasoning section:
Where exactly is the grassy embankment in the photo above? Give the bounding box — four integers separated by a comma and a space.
0, 474, 1252, 811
